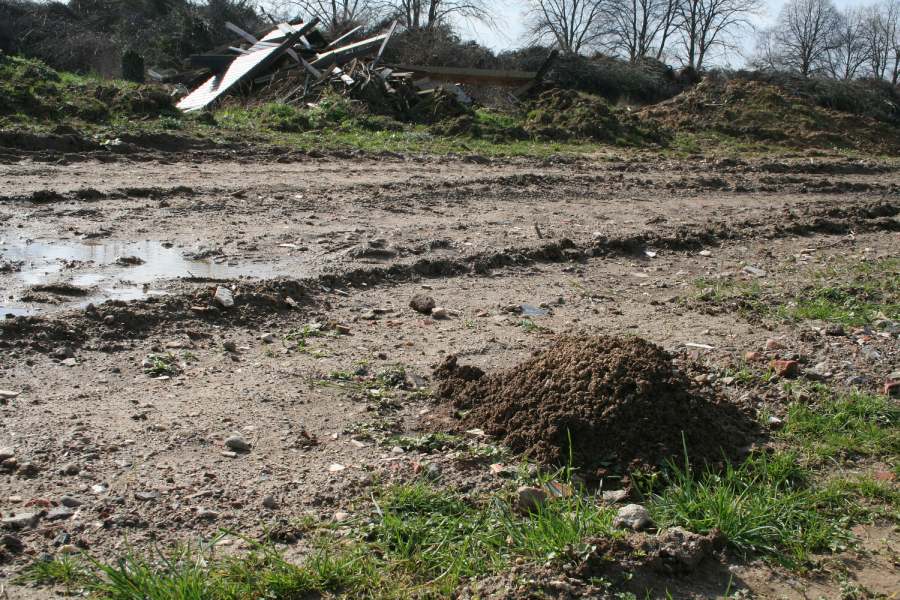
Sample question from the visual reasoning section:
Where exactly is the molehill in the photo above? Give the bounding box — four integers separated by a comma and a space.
435, 335, 756, 479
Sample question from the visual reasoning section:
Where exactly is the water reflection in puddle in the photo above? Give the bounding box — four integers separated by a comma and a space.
1, 236, 287, 317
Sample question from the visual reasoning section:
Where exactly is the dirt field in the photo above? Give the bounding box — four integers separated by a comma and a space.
0, 147, 898, 598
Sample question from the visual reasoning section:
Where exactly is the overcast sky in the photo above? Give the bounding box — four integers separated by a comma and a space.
453, 0, 871, 65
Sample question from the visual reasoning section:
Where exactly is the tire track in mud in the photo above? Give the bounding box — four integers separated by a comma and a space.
2, 198, 896, 353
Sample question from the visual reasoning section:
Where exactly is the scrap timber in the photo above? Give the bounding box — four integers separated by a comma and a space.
175, 20, 552, 113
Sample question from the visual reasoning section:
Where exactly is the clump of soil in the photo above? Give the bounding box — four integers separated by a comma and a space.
435, 336, 756, 478
639, 77, 900, 154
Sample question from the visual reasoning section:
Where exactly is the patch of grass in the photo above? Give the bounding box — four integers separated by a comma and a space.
19, 554, 89, 588
647, 451, 852, 565
518, 318, 550, 334
142, 353, 181, 377
780, 387, 899, 463
23, 542, 392, 599
818, 475, 900, 521
366, 481, 615, 594
283, 322, 337, 356
25, 480, 616, 598
692, 277, 769, 317
778, 258, 899, 326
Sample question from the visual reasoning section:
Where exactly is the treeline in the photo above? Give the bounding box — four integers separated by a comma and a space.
755, 0, 900, 84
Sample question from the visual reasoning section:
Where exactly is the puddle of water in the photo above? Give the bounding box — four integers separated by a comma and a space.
1, 236, 291, 317
520, 303, 549, 317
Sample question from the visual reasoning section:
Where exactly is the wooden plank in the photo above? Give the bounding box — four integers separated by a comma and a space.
390, 64, 538, 87
225, 22, 258, 45
178, 19, 320, 112
311, 33, 388, 68
326, 26, 362, 49
370, 21, 397, 69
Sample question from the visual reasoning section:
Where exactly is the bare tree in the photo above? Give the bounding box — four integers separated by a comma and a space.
890, 0, 900, 84
676, 0, 760, 71
381, 0, 494, 31
525, 0, 606, 54
602, 0, 681, 61
864, 0, 900, 83
765, 0, 841, 77
272, 0, 379, 34
824, 7, 869, 79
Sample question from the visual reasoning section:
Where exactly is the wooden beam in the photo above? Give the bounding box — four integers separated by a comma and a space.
390, 64, 539, 87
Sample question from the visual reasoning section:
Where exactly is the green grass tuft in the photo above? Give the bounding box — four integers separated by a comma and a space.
647, 452, 852, 565
780, 387, 899, 463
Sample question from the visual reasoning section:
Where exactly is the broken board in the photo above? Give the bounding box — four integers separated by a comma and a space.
177, 20, 318, 112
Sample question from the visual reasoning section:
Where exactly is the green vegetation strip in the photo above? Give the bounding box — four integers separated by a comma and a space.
694, 257, 899, 327
22, 482, 617, 598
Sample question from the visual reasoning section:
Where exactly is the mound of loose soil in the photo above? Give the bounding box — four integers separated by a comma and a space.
639, 78, 900, 154
524, 89, 669, 146
435, 336, 756, 478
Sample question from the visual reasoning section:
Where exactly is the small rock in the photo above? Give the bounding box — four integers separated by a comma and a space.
18, 462, 40, 478
613, 504, 654, 531
135, 491, 160, 502
262, 495, 278, 509
60, 462, 81, 476
0, 534, 24, 553
764, 338, 783, 351
196, 508, 219, 521
328, 463, 346, 473
333, 511, 351, 523
0, 390, 20, 402
223, 340, 237, 353
2, 512, 40, 531
224, 435, 250, 452
656, 526, 716, 572
767, 415, 784, 428
115, 255, 145, 266
390, 446, 405, 455
45, 507, 74, 521
60, 496, 83, 508
62, 358, 77, 367
424, 463, 442, 481
601, 489, 629, 504
824, 324, 845, 336
743, 351, 762, 362
260, 333, 277, 344
770, 359, 800, 378
431, 307, 449, 319
409, 294, 436, 315
57, 544, 80, 555
516, 486, 548, 513
214, 286, 234, 309
0, 447, 14, 461
846, 374, 872, 387
742, 265, 767, 277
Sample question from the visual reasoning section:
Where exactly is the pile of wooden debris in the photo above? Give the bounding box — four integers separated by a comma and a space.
166, 19, 550, 116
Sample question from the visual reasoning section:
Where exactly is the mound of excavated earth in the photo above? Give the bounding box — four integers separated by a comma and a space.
435, 336, 756, 478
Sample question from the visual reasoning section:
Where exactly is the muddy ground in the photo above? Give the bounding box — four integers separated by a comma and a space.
0, 146, 898, 598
